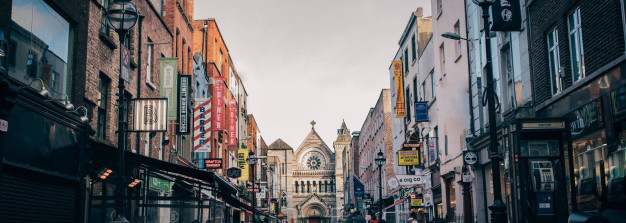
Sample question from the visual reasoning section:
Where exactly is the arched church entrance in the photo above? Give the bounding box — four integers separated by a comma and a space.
301, 203, 330, 223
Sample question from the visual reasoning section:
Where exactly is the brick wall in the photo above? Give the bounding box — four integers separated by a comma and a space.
529, 0, 625, 104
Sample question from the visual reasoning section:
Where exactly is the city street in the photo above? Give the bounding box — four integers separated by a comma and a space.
1, 0, 626, 223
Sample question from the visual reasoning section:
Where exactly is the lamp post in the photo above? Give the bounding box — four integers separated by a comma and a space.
247, 151, 258, 223
374, 150, 386, 220
442, 0, 506, 222
106, 1, 138, 222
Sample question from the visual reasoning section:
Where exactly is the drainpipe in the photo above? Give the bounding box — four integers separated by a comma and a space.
464, 0, 476, 137
136, 16, 144, 154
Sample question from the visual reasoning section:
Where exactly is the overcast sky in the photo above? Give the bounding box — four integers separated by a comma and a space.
194, 0, 432, 151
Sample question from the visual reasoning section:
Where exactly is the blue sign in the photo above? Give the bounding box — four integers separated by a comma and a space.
353, 176, 364, 198
536, 192, 554, 214
414, 102, 429, 122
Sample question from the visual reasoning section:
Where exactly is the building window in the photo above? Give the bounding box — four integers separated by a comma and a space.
547, 28, 562, 95
411, 35, 417, 62
218, 49, 223, 74
440, 43, 446, 76
568, 7, 585, 82
437, 0, 443, 17
434, 126, 439, 157
146, 38, 154, 85
444, 135, 448, 156
430, 69, 436, 98
404, 49, 409, 74
9, 0, 72, 99
405, 87, 411, 123
422, 81, 426, 101
413, 77, 418, 103
97, 76, 110, 139
500, 44, 516, 109
100, 0, 109, 35
454, 21, 462, 59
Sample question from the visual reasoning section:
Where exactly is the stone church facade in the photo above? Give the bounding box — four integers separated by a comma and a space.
276, 121, 350, 223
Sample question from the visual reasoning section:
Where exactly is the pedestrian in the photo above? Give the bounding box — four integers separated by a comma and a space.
354, 211, 366, 223
407, 212, 418, 223
368, 214, 379, 223
379, 217, 387, 223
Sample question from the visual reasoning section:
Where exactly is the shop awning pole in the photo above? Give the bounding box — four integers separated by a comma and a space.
142, 169, 149, 223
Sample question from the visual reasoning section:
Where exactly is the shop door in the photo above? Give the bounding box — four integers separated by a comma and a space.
308, 217, 321, 223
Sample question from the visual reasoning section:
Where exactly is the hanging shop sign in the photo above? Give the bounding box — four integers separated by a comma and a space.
414, 101, 429, 122
400, 187, 418, 199
462, 172, 473, 183
121, 44, 130, 83
423, 173, 432, 190
158, 57, 178, 120
388, 178, 400, 190
463, 150, 478, 166
427, 137, 437, 166
237, 149, 250, 181
403, 143, 420, 148
178, 75, 191, 134
130, 98, 168, 132
193, 98, 211, 152
393, 60, 405, 117
398, 150, 420, 166
354, 176, 364, 198
396, 174, 423, 186
228, 99, 237, 146
410, 198, 423, 207
203, 158, 223, 169
213, 76, 225, 131
227, 167, 242, 178
149, 177, 172, 192
491, 0, 523, 31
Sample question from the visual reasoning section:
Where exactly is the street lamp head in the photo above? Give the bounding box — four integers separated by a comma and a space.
441, 32, 462, 40
107, 1, 139, 35
247, 151, 258, 165
374, 151, 386, 166
472, 0, 495, 6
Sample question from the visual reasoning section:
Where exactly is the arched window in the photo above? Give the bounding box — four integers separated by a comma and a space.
330, 180, 334, 192
301, 181, 305, 193
319, 181, 322, 192
295, 181, 299, 193
313, 181, 317, 192
307, 181, 311, 193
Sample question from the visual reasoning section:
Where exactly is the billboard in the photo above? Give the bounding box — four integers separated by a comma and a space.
213, 76, 225, 131
228, 99, 237, 146
237, 149, 249, 181
393, 60, 405, 117
158, 57, 178, 120
193, 98, 211, 152
130, 98, 168, 132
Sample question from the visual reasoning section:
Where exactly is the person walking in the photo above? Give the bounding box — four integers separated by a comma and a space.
354, 211, 366, 223
407, 212, 418, 223
368, 214, 379, 223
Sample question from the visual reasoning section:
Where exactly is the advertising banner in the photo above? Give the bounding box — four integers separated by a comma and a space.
393, 60, 405, 117
491, 0, 523, 31
353, 176, 364, 198
414, 101, 429, 122
428, 137, 437, 166
159, 57, 178, 120
398, 150, 420, 166
237, 149, 249, 181
396, 174, 423, 186
178, 75, 191, 134
228, 99, 237, 146
130, 98, 168, 132
149, 177, 172, 192
121, 44, 130, 83
411, 198, 423, 207
203, 159, 223, 169
213, 76, 225, 131
193, 98, 211, 152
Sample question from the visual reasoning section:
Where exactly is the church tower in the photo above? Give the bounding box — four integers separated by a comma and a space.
333, 120, 351, 220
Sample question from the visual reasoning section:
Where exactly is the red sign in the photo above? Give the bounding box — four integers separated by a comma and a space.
204, 159, 223, 169
213, 76, 225, 131
228, 99, 237, 146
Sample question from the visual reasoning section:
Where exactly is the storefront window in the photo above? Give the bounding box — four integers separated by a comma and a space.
9, 0, 72, 99
572, 130, 607, 211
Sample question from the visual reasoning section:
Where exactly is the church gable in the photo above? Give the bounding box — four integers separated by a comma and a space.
294, 121, 335, 170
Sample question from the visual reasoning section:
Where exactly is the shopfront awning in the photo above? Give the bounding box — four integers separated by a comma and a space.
376, 198, 407, 215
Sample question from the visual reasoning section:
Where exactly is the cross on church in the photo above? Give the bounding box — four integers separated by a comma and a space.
311, 120, 316, 129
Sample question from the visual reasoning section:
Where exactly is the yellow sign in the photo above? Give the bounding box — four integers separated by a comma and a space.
237, 149, 249, 181
393, 60, 405, 118
411, 198, 423, 207
398, 150, 420, 166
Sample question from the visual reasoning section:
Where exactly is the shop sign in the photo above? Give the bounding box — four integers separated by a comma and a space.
237, 149, 249, 181
462, 172, 473, 183
569, 98, 603, 137
521, 121, 565, 130
158, 57, 178, 120
423, 173, 432, 189
388, 178, 399, 190
398, 150, 420, 166
193, 98, 211, 152
228, 99, 237, 146
400, 187, 418, 199
414, 102, 429, 122
491, 0, 523, 31
130, 98, 168, 132
354, 176, 364, 198
403, 143, 420, 148
257, 188, 266, 199
0, 119, 7, 132
393, 60, 405, 118
612, 85, 626, 116
213, 76, 225, 131
120, 44, 130, 83
423, 191, 432, 206
463, 150, 478, 165
396, 174, 423, 186
428, 138, 437, 166
410, 198, 423, 207
177, 75, 190, 134
149, 177, 172, 192
203, 158, 222, 169
227, 167, 241, 178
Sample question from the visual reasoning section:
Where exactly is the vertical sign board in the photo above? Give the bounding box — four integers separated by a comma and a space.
193, 97, 211, 152
393, 60, 405, 117
428, 138, 436, 166
237, 149, 249, 181
130, 98, 168, 132
414, 102, 429, 122
353, 176, 364, 198
213, 76, 225, 131
491, 0, 523, 32
159, 58, 178, 120
121, 44, 130, 83
228, 99, 237, 146
178, 75, 190, 134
